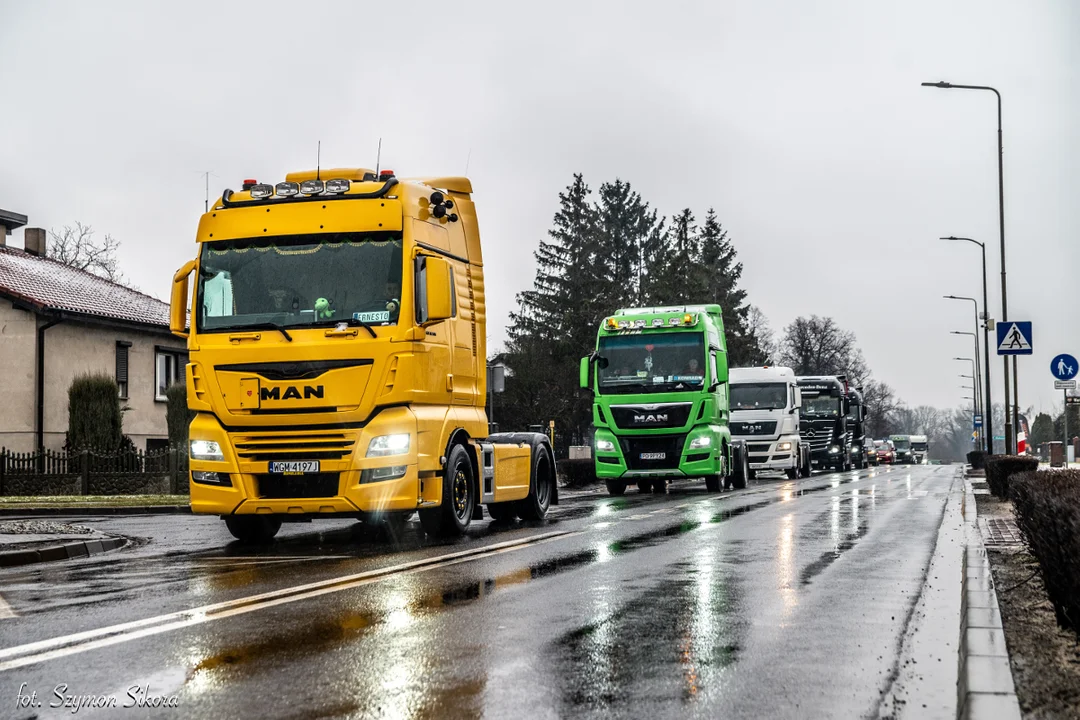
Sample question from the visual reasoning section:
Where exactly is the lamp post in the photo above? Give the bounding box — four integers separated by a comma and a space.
945, 296, 987, 449
951, 329, 984, 439
956, 357, 978, 440
924, 80, 1012, 453
942, 236, 993, 455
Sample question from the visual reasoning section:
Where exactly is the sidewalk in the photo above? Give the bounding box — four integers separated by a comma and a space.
0, 518, 131, 568
0, 495, 190, 516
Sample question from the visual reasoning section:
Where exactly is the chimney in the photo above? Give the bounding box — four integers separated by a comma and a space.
24, 227, 46, 257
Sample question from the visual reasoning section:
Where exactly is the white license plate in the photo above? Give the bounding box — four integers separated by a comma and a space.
269, 461, 321, 474
640, 452, 666, 460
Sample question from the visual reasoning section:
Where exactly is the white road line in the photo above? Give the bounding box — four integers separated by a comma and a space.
0, 594, 16, 620
0, 530, 577, 672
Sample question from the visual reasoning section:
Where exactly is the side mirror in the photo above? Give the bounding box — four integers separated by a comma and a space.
170, 260, 196, 337
417, 256, 454, 324
579, 357, 590, 390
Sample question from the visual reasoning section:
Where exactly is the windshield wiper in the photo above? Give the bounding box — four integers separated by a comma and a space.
314, 317, 377, 339
231, 322, 293, 342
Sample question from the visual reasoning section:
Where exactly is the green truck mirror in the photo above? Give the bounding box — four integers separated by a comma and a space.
580, 356, 592, 390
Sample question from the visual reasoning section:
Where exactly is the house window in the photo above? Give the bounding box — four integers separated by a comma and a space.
116, 341, 132, 399
155, 348, 186, 401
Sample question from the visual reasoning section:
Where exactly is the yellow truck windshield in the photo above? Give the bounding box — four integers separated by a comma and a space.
197, 232, 403, 332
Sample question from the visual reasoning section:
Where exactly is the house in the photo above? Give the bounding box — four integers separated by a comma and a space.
0, 216, 187, 453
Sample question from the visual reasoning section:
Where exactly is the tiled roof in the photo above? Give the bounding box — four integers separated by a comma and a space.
0, 245, 170, 328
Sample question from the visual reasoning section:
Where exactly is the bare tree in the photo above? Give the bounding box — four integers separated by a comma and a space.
744, 306, 777, 364
777, 315, 869, 383
863, 380, 901, 438
47, 222, 125, 283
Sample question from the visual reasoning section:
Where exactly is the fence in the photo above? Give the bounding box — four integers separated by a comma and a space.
0, 446, 189, 496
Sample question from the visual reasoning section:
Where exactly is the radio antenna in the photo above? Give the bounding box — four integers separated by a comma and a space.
316, 140, 321, 180
464, 148, 472, 176
375, 137, 382, 176
203, 171, 210, 212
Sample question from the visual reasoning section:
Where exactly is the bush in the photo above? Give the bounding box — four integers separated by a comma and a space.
966, 450, 987, 470
557, 458, 597, 487
985, 454, 1039, 499
165, 382, 195, 448
1010, 470, 1080, 631
66, 374, 124, 451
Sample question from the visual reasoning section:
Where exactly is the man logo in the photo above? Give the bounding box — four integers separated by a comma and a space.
634, 413, 668, 424
260, 385, 325, 401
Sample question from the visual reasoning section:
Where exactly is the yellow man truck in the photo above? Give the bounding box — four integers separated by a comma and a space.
169, 168, 556, 542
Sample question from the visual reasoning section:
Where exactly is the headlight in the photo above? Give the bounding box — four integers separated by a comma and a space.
367, 434, 411, 457
689, 436, 712, 450
828, 445, 840, 454
596, 439, 616, 452
190, 439, 224, 461
776, 441, 792, 452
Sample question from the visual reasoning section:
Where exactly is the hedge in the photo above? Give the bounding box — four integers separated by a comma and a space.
66, 374, 125, 451
984, 454, 1038, 499
966, 450, 987, 470
557, 458, 597, 488
1010, 470, 1080, 632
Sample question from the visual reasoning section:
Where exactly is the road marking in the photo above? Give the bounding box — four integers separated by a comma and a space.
0, 530, 577, 672
0, 594, 16, 620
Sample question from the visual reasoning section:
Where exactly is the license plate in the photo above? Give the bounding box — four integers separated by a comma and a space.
640, 452, 666, 460
269, 461, 321, 474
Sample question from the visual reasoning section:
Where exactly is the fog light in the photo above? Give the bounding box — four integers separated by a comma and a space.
360, 466, 408, 484
326, 179, 350, 193
300, 179, 324, 195
596, 439, 616, 452
275, 182, 299, 196
250, 184, 274, 198
191, 471, 231, 487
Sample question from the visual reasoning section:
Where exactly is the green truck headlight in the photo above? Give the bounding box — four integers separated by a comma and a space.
689, 436, 712, 450
596, 439, 616, 452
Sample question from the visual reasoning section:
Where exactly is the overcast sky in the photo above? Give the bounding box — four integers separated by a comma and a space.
2, 1, 1077, 420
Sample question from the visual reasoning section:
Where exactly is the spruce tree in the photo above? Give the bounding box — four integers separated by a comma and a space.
593, 179, 661, 307
696, 208, 760, 365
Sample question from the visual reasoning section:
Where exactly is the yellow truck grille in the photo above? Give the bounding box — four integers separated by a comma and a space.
233, 432, 356, 461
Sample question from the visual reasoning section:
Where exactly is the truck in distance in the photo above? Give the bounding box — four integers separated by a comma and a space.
796, 375, 850, 472
729, 366, 810, 479
845, 384, 866, 469
910, 435, 929, 464
580, 304, 748, 496
890, 434, 914, 464
169, 168, 557, 542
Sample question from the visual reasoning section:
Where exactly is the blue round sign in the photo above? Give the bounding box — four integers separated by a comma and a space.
1051, 354, 1078, 380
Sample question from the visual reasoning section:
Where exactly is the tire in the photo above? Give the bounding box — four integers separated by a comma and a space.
729, 445, 748, 490
605, 479, 627, 496
638, 480, 652, 493
486, 502, 518, 523
705, 474, 722, 492
651, 478, 668, 494
785, 467, 799, 480
419, 444, 475, 537
224, 516, 282, 544
517, 444, 554, 520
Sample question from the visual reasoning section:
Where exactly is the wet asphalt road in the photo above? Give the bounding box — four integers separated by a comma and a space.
0, 464, 960, 719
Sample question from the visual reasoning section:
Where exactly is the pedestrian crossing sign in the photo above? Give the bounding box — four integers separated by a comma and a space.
996, 321, 1033, 356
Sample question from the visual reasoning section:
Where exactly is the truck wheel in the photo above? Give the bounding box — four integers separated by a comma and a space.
419, 444, 475, 537
224, 516, 281, 544
652, 478, 668, 494
785, 467, 799, 480
605, 479, 627, 496
637, 480, 652, 493
517, 443, 554, 521
486, 503, 518, 523
705, 474, 722, 492
729, 447, 749, 490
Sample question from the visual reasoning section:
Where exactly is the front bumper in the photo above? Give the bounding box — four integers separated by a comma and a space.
737, 437, 797, 470
187, 408, 425, 516
593, 427, 723, 479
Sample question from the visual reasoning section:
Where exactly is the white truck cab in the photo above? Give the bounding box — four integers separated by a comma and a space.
729, 366, 810, 479
910, 435, 929, 464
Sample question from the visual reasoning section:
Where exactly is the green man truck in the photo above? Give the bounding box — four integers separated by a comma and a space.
579, 305, 748, 496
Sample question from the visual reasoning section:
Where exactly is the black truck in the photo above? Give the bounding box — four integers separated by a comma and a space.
796, 375, 850, 472
845, 385, 866, 469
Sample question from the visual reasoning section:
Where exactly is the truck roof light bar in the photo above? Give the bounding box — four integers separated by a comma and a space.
275, 182, 300, 197
250, 183, 274, 198
220, 177, 398, 208
325, 179, 350, 194
300, 179, 324, 195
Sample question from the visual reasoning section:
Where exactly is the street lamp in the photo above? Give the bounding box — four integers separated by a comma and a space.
951, 329, 984, 440
955, 357, 979, 439
924, 80, 1013, 453
942, 236, 993, 455
945, 296, 987, 450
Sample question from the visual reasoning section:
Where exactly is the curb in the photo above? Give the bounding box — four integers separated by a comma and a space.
0, 537, 130, 568
957, 473, 1021, 719
0, 505, 191, 517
